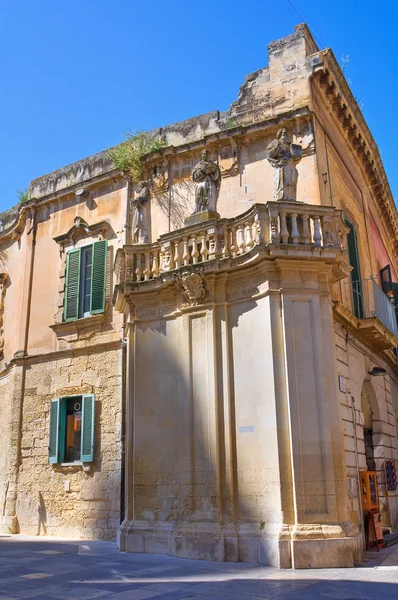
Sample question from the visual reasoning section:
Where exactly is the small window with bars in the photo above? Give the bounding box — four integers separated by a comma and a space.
48, 395, 95, 464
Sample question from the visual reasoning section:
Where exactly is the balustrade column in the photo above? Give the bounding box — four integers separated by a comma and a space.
237, 224, 245, 255
174, 240, 182, 268
280, 213, 289, 244
313, 216, 322, 247
135, 253, 142, 281
290, 213, 299, 244
230, 226, 237, 257
200, 231, 208, 261
183, 236, 191, 265
191, 235, 199, 264
159, 250, 164, 273
301, 214, 310, 244
244, 221, 254, 250
143, 252, 150, 281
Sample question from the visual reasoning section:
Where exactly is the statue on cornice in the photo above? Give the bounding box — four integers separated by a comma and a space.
131, 181, 150, 244
267, 129, 302, 202
192, 150, 220, 213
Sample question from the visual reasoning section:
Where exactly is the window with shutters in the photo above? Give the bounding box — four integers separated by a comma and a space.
344, 217, 364, 319
48, 395, 95, 464
64, 240, 107, 322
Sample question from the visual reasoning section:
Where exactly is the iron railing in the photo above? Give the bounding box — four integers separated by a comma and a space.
346, 278, 398, 337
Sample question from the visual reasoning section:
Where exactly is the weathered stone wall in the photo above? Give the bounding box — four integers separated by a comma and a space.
122, 257, 359, 567
16, 347, 121, 539
334, 323, 398, 530
0, 370, 14, 532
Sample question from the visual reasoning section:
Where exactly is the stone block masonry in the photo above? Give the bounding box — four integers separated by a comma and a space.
14, 348, 121, 539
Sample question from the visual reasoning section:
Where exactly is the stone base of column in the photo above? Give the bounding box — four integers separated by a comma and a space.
290, 524, 363, 569
0, 515, 19, 534
184, 210, 220, 227
118, 520, 363, 568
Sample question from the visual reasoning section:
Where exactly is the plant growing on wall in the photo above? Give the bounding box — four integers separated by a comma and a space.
17, 187, 30, 203
108, 129, 165, 182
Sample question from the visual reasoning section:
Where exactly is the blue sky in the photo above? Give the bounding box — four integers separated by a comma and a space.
1, 1, 397, 211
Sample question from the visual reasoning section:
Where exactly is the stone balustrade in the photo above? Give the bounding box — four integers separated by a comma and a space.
116, 202, 345, 283
266, 201, 344, 248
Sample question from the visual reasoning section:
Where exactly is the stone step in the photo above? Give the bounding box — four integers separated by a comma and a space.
383, 532, 398, 547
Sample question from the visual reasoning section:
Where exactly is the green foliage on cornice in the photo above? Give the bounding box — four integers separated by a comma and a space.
107, 129, 165, 182
17, 188, 30, 203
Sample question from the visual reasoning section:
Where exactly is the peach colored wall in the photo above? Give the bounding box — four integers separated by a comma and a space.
0, 230, 30, 366
369, 214, 397, 281
27, 181, 126, 355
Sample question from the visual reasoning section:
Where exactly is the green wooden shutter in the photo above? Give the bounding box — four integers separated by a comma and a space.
64, 248, 81, 321
345, 218, 364, 319
48, 398, 60, 464
81, 394, 95, 462
90, 240, 107, 314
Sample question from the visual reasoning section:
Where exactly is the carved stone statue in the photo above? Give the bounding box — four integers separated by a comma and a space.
131, 181, 150, 244
267, 129, 302, 202
192, 150, 220, 213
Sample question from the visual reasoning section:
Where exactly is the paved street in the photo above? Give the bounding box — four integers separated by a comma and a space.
0, 535, 397, 600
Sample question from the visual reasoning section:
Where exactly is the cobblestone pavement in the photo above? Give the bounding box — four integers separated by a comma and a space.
0, 535, 397, 600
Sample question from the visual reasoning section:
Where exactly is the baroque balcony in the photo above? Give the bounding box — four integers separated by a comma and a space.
114, 201, 347, 290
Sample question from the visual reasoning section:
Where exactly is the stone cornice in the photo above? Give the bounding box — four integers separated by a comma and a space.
0, 338, 122, 376
0, 170, 123, 246
311, 49, 398, 264
0, 206, 30, 245
141, 107, 313, 167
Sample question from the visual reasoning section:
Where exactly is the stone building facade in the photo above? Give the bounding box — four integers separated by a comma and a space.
0, 24, 397, 569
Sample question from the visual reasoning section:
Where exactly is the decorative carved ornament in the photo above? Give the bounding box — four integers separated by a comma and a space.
53, 216, 108, 252
175, 269, 207, 306
151, 161, 169, 194
0, 273, 9, 358
218, 142, 238, 178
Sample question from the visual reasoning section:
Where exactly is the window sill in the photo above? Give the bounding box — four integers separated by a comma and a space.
52, 461, 93, 472
50, 313, 105, 335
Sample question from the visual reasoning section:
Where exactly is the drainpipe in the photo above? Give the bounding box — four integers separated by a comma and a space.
351, 395, 366, 549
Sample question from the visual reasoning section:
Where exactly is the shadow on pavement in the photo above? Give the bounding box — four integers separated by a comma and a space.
0, 536, 397, 599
